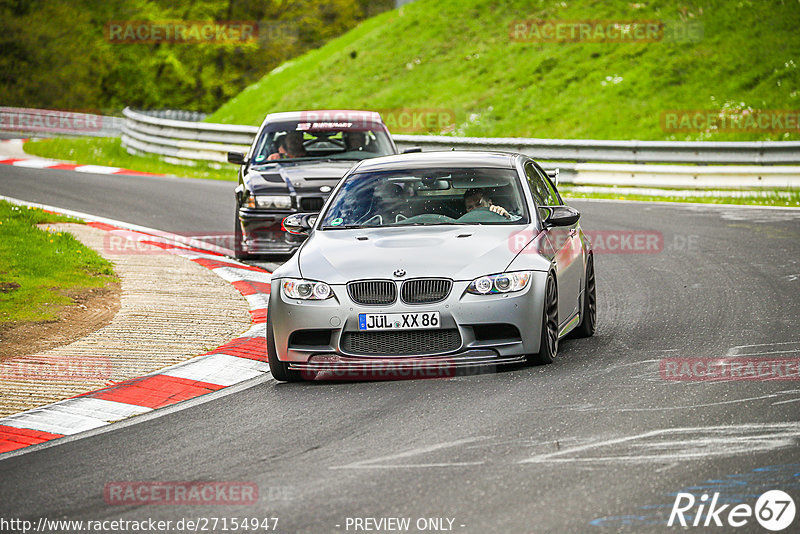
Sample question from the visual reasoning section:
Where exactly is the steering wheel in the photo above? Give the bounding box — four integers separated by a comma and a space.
457, 206, 509, 223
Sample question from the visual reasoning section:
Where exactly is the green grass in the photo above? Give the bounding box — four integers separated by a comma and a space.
562, 188, 800, 207
24, 137, 237, 181
208, 0, 800, 141
0, 201, 117, 324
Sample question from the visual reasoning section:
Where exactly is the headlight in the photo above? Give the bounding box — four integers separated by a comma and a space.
282, 278, 333, 300
245, 195, 292, 209
467, 271, 532, 295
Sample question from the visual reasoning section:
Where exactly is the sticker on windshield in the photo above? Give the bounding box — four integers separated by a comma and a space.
331, 218, 344, 226
254, 154, 266, 163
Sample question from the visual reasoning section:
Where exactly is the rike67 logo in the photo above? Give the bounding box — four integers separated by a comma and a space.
669, 490, 796, 531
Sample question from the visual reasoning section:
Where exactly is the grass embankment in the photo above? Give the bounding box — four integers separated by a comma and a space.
23, 137, 236, 181
208, 0, 799, 142
0, 201, 117, 325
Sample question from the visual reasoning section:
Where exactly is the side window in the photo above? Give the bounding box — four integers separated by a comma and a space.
525, 162, 561, 206
533, 162, 561, 206
524, 162, 545, 206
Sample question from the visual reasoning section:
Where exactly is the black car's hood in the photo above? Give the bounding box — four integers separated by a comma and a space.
246, 160, 358, 193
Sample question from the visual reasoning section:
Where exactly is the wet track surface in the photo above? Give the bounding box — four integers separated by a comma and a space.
1, 164, 799, 532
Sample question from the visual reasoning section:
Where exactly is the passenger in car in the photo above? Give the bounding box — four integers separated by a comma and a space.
463, 188, 511, 218
344, 131, 371, 152
268, 131, 308, 160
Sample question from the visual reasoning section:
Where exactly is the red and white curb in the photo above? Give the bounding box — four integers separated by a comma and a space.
0, 199, 271, 455
0, 139, 163, 177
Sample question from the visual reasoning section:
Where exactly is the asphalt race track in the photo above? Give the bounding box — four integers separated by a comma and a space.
2, 164, 799, 532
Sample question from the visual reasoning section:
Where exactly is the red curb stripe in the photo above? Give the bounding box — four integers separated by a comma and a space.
231, 281, 271, 296
0, 158, 24, 165
0, 425, 64, 453
192, 257, 266, 272
249, 309, 268, 324
205, 337, 267, 362
87, 221, 120, 232
48, 163, 80, 171
111, 169, 163, 176
84, 375, 224, 409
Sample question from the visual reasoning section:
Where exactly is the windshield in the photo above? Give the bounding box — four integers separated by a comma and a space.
319, 167, 529, 229
249, 120, 395, 164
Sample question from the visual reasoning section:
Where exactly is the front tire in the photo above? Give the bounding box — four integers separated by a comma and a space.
570, 255, 596, 338
528, 273, 558, 365
234, 212, 251, 260
267, 314, 302, 382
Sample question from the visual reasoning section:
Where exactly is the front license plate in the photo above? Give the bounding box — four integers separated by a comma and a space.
358, 312, 440, 331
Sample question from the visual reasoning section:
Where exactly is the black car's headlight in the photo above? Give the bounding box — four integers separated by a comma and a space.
467, 271, 533, 295
245, 195, 292, 209
282, 278, 332, 300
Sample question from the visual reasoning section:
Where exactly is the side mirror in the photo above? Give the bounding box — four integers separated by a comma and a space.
539, 205, 580, 227
282, 213, 317, 236
402, 147, 422, 154
227, 152, 247, 165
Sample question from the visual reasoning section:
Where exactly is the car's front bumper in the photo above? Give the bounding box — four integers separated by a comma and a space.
268, 273, 550, 367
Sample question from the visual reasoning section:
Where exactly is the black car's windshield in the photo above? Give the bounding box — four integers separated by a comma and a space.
320, 167, 529, 229
249, 119, 395, 164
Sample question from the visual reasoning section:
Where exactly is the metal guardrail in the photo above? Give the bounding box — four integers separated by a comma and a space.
121, 107, 800, 166
392, 135, 800, 165
115, 107, 796, 186
121, 108, 257, 164
0, 107, 123, 137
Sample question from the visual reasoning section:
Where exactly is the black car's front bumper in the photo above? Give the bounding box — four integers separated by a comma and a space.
238, 209, 306, 254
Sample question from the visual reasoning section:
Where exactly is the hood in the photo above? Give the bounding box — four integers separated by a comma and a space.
296, 224, 548, 284
247, 160, 356, 193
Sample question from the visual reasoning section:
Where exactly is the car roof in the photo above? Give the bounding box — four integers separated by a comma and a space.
262, 110, 385, 126
353, 151, 519, 172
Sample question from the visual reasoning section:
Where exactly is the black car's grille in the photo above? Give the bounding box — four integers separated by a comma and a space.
348, 280, 397, 305
300, 197, 325, 211
400, 278, 452, 304
340, 329, 461, 356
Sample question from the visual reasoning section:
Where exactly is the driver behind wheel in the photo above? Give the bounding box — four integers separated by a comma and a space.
463, 188, 511, 218
268, 131, 308, 160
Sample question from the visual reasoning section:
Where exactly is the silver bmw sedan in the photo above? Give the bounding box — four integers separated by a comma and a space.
266, 151, 596, 381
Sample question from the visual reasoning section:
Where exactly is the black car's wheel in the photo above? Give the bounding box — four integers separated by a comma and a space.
267, 314, 302, 382
234, 213, 251, 260
528, 272, 558, 365
570, 255, 596, 338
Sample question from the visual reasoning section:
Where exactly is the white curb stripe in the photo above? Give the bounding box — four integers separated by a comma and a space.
161, 353, 268, 386
245, 293, 270, 310
214, 266, 272, 284
74, 165, 121, 174
241, 324, 267, 339
1, 398, 154, 436
10, 158, 61, 168
3, 408, 109, 435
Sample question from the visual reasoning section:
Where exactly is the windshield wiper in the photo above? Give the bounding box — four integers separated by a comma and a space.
321, 224, 364, 230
